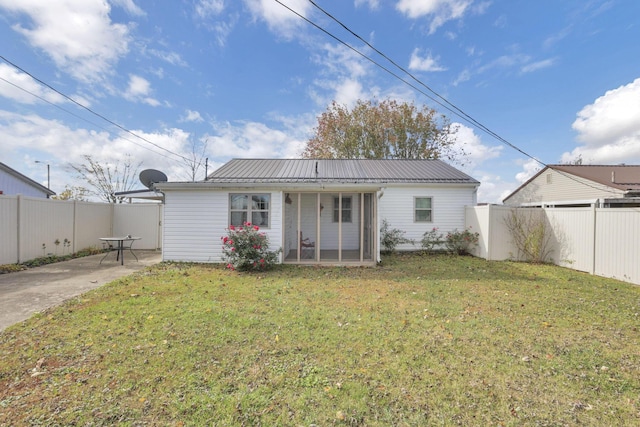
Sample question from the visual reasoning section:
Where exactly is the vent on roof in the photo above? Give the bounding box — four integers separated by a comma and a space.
611, 171, 615, 183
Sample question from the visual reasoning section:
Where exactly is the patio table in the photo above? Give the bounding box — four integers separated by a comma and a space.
99, 236, 141, 265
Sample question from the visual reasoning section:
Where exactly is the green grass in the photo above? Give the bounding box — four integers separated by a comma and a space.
1, 253, 639, 426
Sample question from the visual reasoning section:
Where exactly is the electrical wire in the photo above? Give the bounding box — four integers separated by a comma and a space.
276, 0, 623, 198
0, 76, 178, 162
0, 55, 194, 163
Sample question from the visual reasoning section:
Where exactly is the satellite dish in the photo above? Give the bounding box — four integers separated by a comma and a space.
139, 169, 168, 189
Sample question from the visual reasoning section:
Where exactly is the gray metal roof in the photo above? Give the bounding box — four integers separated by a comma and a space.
206, 159, 479, 184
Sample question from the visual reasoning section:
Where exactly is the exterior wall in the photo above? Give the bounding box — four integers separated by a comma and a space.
0, 170, 49, 198
379, 184, 477, 251
504, 169, 624, 206
0, 196, 162, 264
162, 190, 283, 263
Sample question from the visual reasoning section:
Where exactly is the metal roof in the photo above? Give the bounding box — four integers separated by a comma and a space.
503, 164, 640, 203
206, 159, 479, 184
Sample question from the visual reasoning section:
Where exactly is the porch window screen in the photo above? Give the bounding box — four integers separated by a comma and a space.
229, 194, 270, 227
414, 197, 432, 222
333, 196, 352, 223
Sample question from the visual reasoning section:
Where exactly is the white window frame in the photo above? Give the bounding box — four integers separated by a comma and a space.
414, 196, 433, 223
229, 193, 271, 228
333, 195, 352, 223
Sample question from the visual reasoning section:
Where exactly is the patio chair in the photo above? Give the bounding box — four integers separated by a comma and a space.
299, 231, 315, 259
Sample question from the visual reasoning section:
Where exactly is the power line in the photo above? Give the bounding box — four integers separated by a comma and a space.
0, 76, 178, 162
0, 55, 193, 163
277, 0, 621, 197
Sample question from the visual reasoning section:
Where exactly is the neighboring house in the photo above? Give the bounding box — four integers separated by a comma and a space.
154, 158, 479, 265
503, 164, 640, 208
0, 162, 55, 198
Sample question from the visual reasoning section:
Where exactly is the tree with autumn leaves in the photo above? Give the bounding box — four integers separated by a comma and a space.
302, 99, 462, 162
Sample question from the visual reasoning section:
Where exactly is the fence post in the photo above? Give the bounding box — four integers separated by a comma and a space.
72, 200, 77, 254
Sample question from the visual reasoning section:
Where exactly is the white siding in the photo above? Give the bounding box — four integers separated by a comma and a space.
379, 185, 476, 251
505, 169, 623, 206
0, 170, 49, 198
162, 190, 282, 263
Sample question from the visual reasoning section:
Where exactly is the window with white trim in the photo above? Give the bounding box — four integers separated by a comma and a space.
333, 196, 352, 223
414, 197, 432, 222
229, 194, 270, 227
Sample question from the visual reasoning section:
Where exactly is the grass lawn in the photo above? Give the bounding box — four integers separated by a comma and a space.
1, 253, 639, 426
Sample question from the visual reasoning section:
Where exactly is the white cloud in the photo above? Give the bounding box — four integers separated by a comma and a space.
208, 120, 307, 159
0, 64, 66, 104
181, 110, 204, 123
194, 0, 225, 18
515, 158, 542, 184
408, 49, 447, 72
243, 0, 311, 38
355, 0, 380, 9
0, 110, 219, 189
396, 0, 474, 34
562, 78, 640, 164
0, 0, 131, 83
521, 58, 556, 74
123, 74, 160, 106
450, 123, 502, 171
111, 0, 145, 16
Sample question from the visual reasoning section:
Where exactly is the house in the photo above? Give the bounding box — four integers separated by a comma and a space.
0, 162, 55, 198
154, 158, 479, 265
503, 164, 640, 208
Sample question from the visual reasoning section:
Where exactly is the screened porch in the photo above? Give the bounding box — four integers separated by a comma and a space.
283, 192, 376, 264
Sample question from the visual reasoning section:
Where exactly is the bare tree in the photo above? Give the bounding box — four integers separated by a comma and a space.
181, 137, 208, 181
504, 208, 553, 263
69, 155, 141, 203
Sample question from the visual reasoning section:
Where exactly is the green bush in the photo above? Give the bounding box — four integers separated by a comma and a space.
221, 222, 281, 271
380, 219, 414, 253
444, 227, 479, 255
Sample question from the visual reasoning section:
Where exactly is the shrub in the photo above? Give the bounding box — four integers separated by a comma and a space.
504, 209, 552, 263
444, 227, 479, 255
221, 222, 281, 271
421, 227, 445, 252
380, 219, 414, 254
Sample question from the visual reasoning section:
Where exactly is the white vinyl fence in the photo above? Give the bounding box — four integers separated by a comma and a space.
466, 205, 640, 285
0, 195, 162, 264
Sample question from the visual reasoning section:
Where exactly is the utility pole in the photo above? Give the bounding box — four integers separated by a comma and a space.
35, 160, 50, 189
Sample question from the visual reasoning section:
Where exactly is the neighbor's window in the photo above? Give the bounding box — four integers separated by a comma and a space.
414, 197, 432, 222
229, 194, 270, 227
333, 196, 352, 223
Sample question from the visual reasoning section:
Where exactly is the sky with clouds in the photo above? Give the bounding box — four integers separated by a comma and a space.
1, 0, 639, 203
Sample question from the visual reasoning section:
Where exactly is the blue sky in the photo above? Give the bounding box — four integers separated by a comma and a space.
1, 0, 639, 203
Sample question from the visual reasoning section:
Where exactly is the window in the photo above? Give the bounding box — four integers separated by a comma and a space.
333, 196, 352, 223
229, 194, 270, 227
414, 197, 432, 222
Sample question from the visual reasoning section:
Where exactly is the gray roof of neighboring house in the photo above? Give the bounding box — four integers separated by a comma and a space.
549, 164, 640, 192
503, 164, 640, 203
0, 162, 56, 196
206, 159, 479, 184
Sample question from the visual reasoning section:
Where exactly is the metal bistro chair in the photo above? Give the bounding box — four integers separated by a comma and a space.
299, 231, 315, 260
